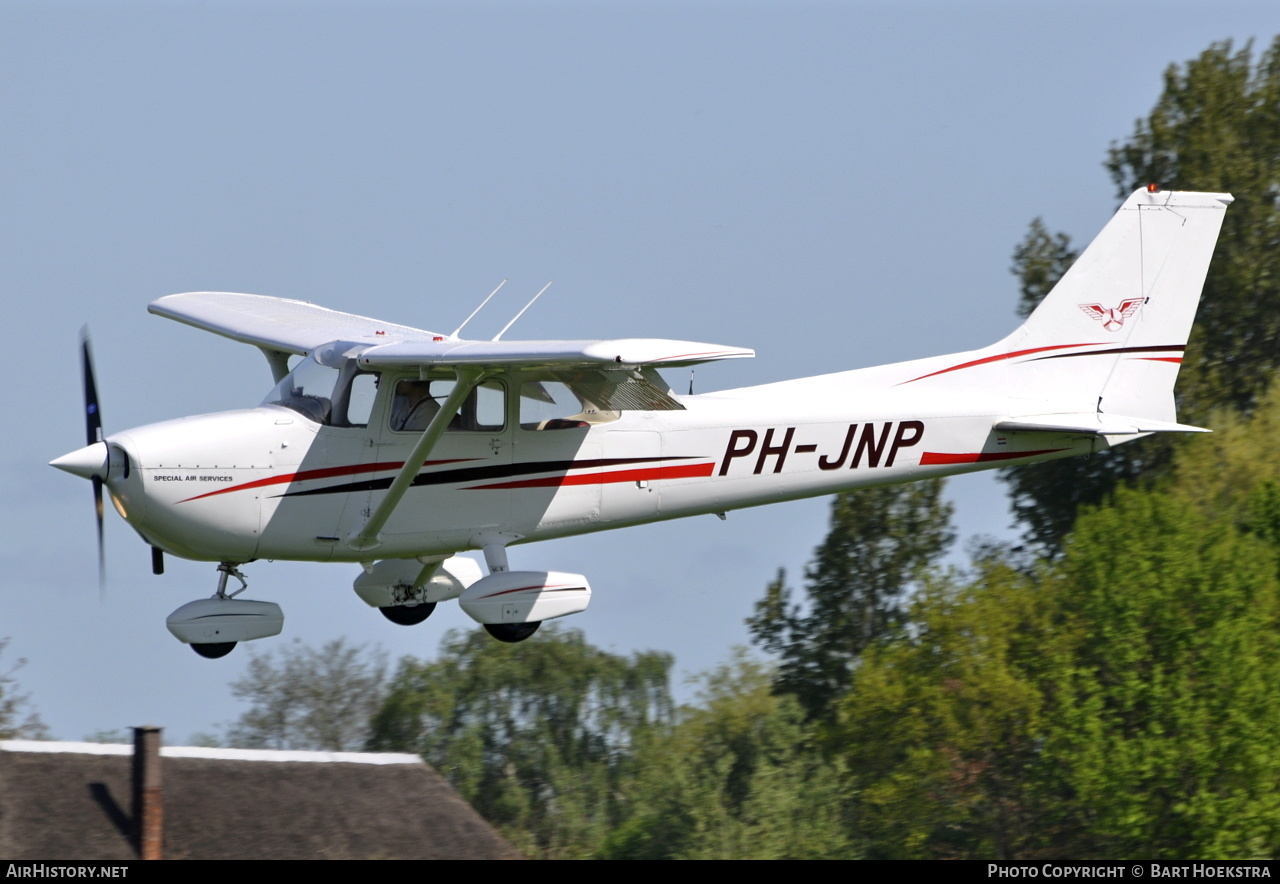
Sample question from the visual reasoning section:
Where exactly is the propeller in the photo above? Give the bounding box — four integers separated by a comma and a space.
81, 328, 106, 589
54, 330, 163, 587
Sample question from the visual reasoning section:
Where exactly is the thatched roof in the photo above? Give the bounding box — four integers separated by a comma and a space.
0, 740, 520, 860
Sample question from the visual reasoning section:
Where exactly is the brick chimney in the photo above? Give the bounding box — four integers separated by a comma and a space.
131, 726, 163, 860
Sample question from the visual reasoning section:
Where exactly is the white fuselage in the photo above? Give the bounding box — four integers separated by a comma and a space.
103, 349, 1097, 565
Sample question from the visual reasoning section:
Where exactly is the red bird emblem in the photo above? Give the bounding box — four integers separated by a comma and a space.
1079, 298, 1145, 332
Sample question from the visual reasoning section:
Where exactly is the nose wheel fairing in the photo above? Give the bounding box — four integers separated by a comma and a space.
166, 563, 283, 657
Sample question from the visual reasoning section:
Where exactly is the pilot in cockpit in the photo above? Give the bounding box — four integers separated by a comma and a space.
390, 379, 439, 431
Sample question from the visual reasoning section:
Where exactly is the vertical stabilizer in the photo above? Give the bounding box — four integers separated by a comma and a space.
1003, 188, 1231, 421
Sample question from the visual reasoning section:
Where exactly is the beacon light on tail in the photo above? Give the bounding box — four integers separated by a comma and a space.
51, 188, 1233, 657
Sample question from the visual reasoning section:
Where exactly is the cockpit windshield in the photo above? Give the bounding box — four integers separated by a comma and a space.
262, 350, 375, 427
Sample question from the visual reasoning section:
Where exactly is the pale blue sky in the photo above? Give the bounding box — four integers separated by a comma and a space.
5, 1, 1276, 742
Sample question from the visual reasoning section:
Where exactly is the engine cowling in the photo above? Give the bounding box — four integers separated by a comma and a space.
458, 570, 591, 625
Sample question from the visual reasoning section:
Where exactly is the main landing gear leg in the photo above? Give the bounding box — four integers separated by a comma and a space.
474, 534, 542, 644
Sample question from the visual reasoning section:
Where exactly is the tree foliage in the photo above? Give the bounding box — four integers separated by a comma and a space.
602, 653, 857, 860
0, 638, 47, 741
1012, 218, 1078, 321
1042, 490, 1280, 858
831, 561, 1058, 859
1003, 38, 1280, 553
748, 480, 953, 719
226, 637, 387, 752
831, 386, 1280, 859
368, 625, 673, 859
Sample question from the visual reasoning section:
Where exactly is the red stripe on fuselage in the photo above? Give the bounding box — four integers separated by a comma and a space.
899, 343, 1106, 385
178, 459, 476, 503
919, 448, 1067, 466
465, 462, 716, 490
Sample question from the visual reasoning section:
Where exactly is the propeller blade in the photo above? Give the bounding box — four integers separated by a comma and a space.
93, 475, 105, 590
81, 328, 106, 590
81, 329, 102, 446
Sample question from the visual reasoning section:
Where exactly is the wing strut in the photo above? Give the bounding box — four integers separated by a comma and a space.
346, 367, 485, 551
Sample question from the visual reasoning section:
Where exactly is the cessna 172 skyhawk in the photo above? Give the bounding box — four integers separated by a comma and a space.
51, 187, 1231, 657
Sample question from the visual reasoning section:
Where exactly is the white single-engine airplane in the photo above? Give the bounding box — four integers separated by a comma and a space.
52, 187, 1231, 657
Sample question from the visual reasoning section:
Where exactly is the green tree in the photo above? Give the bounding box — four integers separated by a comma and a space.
1012, 217, 1078, 321
833, 561, 1061, 859
0, 639, 48, 740
748, 480, 954, 719
1002, 38, 1280, 553
226, 637, 387, 751
831, 484, 1280, 859
369, 625, 673, 859
602, 653, 857, 860
1042, 490, 1280, 858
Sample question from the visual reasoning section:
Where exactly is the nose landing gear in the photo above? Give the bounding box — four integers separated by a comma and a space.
165, 563, 284, 659
191, 640, 237, 659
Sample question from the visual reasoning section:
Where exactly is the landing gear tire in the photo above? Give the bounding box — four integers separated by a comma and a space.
379, 602, 437, 626
191, 641, 237, 659
484, 622, 541, 643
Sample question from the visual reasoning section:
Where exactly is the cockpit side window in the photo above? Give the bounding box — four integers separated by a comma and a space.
262, 354, 339, 424
390, 376, 506, 433
329, 362, 376, 428
344, 373, 378, 426
262, 352, 375, 428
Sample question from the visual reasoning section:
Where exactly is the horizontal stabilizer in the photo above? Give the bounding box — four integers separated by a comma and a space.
995, 413, 1210, 436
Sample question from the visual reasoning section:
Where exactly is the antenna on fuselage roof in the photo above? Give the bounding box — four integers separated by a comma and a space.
450, 279, 508, 340
493, 281, 552, 341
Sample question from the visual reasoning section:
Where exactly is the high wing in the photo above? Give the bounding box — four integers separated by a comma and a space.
149, 292, 754, 372
355, 338, 754, 368
148, 291, 442, 355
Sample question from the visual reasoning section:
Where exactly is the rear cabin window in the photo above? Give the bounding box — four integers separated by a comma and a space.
518, 380, 612, 430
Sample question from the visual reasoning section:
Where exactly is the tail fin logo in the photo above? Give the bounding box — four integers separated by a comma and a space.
1079, 298, 1146, 332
